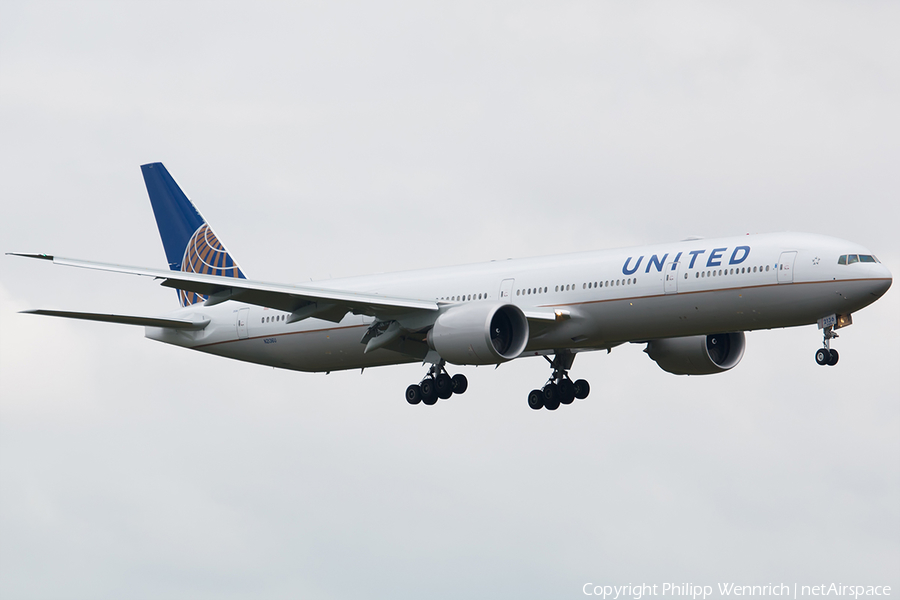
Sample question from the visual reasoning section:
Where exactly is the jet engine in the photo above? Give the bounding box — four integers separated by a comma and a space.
645, 332, 746, 375
427, 303, 529, 365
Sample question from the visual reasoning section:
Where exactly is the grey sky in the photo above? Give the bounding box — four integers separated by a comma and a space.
1, 2, 898, 598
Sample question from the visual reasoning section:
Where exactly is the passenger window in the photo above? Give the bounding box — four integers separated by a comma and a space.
684, 273, 688, 279
765, 265, 769, 271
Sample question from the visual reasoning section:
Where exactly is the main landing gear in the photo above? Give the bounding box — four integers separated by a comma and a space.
527, 351, 590, 411
815, 325, 840, 367
405, 361, 468, 406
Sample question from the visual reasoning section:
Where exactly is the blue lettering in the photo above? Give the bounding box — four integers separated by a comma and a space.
645, 253, 669, 273
707, 247, 727, 267
688, 249, 706, 269
671, 251, 683, 268
729, 246, 750, 265
623, 255, 643, 275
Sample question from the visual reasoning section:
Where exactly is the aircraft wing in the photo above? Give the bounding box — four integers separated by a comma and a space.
9, 253, 438, 324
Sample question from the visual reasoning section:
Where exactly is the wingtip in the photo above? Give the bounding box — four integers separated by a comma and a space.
7, 252, 54, 260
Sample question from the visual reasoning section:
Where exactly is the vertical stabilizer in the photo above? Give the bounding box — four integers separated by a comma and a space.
141, 163, 246, 307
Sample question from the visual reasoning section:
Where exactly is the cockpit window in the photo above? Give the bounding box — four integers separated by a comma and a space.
839, 254, 879, 265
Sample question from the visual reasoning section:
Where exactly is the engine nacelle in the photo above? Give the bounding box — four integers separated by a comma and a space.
645, 332, 746, 375
427, 303, 529, 365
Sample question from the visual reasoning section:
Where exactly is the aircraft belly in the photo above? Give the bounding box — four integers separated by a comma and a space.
195, 323, 418, 372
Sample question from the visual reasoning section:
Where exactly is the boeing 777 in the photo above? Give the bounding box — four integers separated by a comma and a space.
10, 163, 892, 410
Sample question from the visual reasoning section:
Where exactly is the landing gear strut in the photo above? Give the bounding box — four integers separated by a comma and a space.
405, 360, 468, 405
527, 351, 590, 411
815, 325, 840, 367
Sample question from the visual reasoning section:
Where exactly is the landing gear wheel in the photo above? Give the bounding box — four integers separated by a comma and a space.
558, 379, 575, 405
543, 383, 560, 411
828, 349, 839, 366
451, 374, 468, 394
405, 384, 422, 405
420, 378, 438, 405
435, 373, 453, 399
815, 348, 830, 366
573, 379, 590, 400
527, 389, 544, 410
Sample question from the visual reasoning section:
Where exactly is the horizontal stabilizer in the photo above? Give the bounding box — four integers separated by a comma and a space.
20, 310, 210, 330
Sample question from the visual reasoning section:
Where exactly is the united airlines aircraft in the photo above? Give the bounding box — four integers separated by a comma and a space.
10, 163, 892, 410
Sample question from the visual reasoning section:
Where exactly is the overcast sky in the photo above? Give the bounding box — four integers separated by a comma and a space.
1, 2, 898, 598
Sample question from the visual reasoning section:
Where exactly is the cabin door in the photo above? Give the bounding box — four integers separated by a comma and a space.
236, 307, 250, 339
777, 251, 797, 283
664, 261, 680, 294
499, 279, 515, 303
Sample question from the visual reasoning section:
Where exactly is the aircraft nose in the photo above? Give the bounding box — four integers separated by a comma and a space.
870, 264, 892, 299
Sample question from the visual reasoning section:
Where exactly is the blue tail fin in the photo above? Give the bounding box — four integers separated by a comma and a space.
141, 163, 246, 307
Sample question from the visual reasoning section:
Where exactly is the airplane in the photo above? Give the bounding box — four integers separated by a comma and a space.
9, 163, 893, 410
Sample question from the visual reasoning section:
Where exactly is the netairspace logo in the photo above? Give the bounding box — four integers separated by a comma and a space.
582, 583, 893, 600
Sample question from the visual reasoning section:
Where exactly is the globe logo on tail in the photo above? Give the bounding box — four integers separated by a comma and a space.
178, 223, 245, 306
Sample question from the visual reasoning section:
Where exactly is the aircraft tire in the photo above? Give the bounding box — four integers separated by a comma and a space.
828, 349, 840, 366
574, 379, 590, 400
406, 384, 422, 405
421, 378, 438, 405
543, 384, 560, 411
558, 379, 575, 404
435, 373, 453, 399
527, 389, 543, 410
815, 348, 830, 365
451, 374, 468, 395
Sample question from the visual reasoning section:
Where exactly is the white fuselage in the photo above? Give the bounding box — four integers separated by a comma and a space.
145, 232, 892, 372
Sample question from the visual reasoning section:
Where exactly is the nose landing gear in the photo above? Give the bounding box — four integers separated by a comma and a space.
527, 351, 590, 411
405, 361, 468, 405
815, 325, 840, 366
